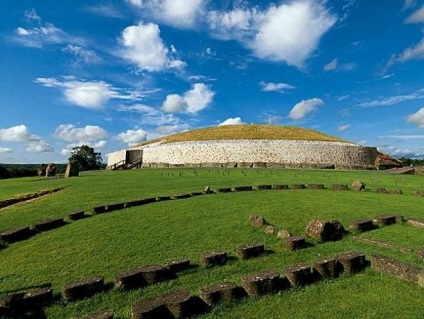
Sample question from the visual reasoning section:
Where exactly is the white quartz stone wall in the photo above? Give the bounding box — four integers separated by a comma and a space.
138, 140, 378, 167
107, 150, 127, 168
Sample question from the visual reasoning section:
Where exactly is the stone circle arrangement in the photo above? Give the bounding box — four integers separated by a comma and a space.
0, 182, 423, 318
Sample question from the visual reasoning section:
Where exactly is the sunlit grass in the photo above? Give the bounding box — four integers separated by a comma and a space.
0, 168, 423, 318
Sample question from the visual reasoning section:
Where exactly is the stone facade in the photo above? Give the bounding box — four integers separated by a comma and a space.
107, 140, 378, 169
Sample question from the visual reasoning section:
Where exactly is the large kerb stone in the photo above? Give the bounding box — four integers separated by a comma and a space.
305, 219, 346, 242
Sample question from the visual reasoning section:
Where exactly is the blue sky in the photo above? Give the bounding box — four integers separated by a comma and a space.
1, 0, 424, 164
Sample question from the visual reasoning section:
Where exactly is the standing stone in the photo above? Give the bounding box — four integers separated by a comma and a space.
65, 161, 79, 178
305, 219, 346, 242
37, 164, 48, 176
45, 163, 56, 177
352, 181, 366, 191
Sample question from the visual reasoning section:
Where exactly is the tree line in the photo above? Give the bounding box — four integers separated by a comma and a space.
0, 145, 104, 179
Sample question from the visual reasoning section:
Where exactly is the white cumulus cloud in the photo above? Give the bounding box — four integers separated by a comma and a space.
127, 0, 206, 28
54, 124, 108, 142
35, 76, 138, 109
207, 1, 336, 68
0, 124, 39, 142
289, 98, 324, 120
259, 81, 295, 93
27, 141, 54, 153
120, 22, 185, 71
249, 1, 336, 68
162, 94, 186, 113
117, 129, 148, 146
162, 83, 214, 114
218, 117, 245, 126
0, 125, 53, 153
407, 107, 424, 128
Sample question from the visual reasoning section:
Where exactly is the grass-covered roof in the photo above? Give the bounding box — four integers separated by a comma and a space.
139, 124, 349, 146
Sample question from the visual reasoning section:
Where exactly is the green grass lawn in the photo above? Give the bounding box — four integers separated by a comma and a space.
0, 168, 423, 319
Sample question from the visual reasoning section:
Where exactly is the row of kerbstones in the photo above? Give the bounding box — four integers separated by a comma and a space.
2, 180, 420, 245
1, 186, 421, 317
131, 251, 368, 319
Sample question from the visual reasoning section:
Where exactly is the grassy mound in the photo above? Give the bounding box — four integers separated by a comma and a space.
139, 124, 348, 146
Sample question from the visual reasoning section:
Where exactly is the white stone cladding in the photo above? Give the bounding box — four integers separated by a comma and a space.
107, 149, 127, 167
134, 139, 378, 167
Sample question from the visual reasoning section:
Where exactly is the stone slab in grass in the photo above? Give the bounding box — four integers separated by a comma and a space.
371, 254, 422, 284
349, 219, 375, 232
250, 216, 268, 228
131, 296, 173, 319
139, 265, 174, 285
352, 181, 366, 191
257, 185, 272, 190
92, 205, 107, 214
171, 194, 191, 200
124, 199, 146, 207
0, 226, 35, 243
313, 258, 338, 279
336, 251, 366, 274
201, 251, 227, 267
376, 187, 387, 193
199, 282, 240, 305
143, 197, 157, 204
156, 196, 172, 202
132, 289, 205, 319
22, 287, 54, 308
330, 184, 349, 191
242, 270, 281, 296
73, 310, 114, 319
291, 184, 306, 189
273, 184, 289, 190
161, 289, 202, 319
413, 190, 424, 197
374, 215, 397, 226
0, 293, 24, 317
217, 187, 232, 193
277, 229, 292, 238
164, 258, 190, 273
391, 189, 403, 195
236, 243, 264, 260
105, 202, 126, 212
116, 268, 148, 290
265, 225, 276, 235
31, 218, 66, 232
62, 276, 105, 301
283, 236, 306, 251
234, 186, 253, 192
308, 184, 325, 189
407, 218, 424, 228
68, 211, 86, 221
285, 263, 313, 286
306, 219, 346, 242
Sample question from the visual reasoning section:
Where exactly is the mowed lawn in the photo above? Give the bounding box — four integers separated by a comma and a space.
0, 168, 423, 319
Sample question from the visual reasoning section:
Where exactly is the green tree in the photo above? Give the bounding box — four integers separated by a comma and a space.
68, 145, 103, 171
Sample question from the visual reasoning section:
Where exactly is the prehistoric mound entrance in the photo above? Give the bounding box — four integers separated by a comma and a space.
107, 125, 379, 170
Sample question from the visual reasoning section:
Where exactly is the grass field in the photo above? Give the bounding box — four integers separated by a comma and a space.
0, 168, 423, 319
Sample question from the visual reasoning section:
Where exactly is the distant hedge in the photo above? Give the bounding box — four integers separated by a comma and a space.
0, 164, 66, 179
